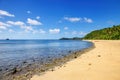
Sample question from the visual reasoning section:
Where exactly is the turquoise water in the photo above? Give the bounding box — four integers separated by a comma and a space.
0, 40, 92, 67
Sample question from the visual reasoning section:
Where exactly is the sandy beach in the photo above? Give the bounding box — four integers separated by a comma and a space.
31, 40, 120, 80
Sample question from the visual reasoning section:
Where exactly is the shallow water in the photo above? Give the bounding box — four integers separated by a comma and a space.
0, 40, 92, 69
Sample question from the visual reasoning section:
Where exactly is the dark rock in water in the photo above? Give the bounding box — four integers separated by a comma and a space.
6, 38, 10, 40
5, 68, 8, 70
0, 69, 2, 71
11, 67, 17, 74
9, 67, 22, 75
32, 59, 35, 62
68, 50, 72, 53
23, 61, 27, 64
47, 56, 51, 59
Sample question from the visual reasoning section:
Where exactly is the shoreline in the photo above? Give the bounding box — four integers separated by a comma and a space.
31, 40, 120, 80
0, 40, 94, 80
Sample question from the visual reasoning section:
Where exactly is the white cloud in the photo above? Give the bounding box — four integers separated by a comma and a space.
63, 17, 93, 23
0, 10, 15, 17
21, 26, 44, 34
27, 11, 31, 14
0, 21, 10, 27
27, 18, 42, 25
0, 21, 10, 30
49, 28, 60, 34
64, 17, 81, 22
7, 21, 25, 26
64, 27, 68, 30
36, 16, 40, 19
83, 17, 93, 23
0, 26, 7, 30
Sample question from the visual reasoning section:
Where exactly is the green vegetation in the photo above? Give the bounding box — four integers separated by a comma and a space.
84, 25, 120, 40
59, 37, 83, 40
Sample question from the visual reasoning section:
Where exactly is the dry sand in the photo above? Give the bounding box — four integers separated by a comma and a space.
31, 40, 120, 80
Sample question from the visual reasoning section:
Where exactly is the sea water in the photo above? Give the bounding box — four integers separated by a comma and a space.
0, 40, 92, 69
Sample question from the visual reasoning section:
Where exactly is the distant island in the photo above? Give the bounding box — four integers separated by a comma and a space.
60, 25, 120, 40
83, 25, 120, 40
6, 38, 10, 40
59, 37, 83, 40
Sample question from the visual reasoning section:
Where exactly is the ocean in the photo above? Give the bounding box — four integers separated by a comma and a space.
0, 40, 93, 80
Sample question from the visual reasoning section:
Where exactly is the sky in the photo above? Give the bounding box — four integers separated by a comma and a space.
0, 0, 120, 39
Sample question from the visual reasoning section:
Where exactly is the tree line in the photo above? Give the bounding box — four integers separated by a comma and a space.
84, 25, 120, 40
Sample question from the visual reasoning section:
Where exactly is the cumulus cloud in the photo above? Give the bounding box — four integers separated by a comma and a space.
0, 10, 15, 17
63, 17, 93, 23
7, 21, 25, 26
21, 26, 45, 34
36, 16, 40, 19
27, 18, 42, 25
83, 17, 93, 23
0, 21, 10, 27
64, 17, 81, 22
0, 26, 7, 30
0, 21, 10, 30
49, 28, 60, 34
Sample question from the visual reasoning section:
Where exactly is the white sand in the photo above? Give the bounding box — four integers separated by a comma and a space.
31, 40, 120, 80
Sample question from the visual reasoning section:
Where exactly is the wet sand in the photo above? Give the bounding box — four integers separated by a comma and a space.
31, 40, 120, 80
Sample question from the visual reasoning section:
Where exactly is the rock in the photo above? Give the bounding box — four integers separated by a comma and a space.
88, 63, 92, 66
11, 67, 17, 74
40, 69, 45, 72
98, 55, 101, 57
51, 69, 54, 72
0, 69, 2, 71
68, 50, 72, 53
74, 52, 77, 54
23, 61, 27, 64
11, 67, 21, 74
74, 56, 77, 58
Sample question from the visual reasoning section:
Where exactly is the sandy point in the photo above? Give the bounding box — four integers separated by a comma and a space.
31, 40, 120, 80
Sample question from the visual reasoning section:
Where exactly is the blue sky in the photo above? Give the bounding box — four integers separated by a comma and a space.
0, 0, 120, 39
